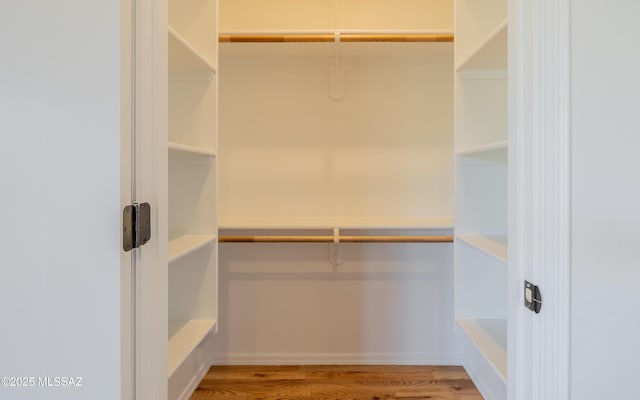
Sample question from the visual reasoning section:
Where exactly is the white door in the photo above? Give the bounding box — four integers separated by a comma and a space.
0, 1, 166, 399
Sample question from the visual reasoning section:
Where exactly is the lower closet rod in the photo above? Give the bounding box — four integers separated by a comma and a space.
219, 235, 453, 243
219, 33, 454, 43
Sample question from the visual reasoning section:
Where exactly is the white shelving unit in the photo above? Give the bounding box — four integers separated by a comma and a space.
454, 0, 508, 399
219, 216, 453, 231
167, 0, 218, 399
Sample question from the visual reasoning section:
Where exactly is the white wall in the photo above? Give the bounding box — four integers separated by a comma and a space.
220, 0, 453, 32
213, 236, 460, 364
571, 1, 640, 398
218, 43, 454, 226
0, 2, 123, 399
215, 25, 457, 365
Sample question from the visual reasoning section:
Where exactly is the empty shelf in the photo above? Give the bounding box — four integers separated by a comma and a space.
457, 140, 507, 164
456, 20, 507, 71
168, 319, 216, 377
168, 235, 216, 264
457, 234, 507, 263
456, 318, 507, 381
218, 216, 454, 230
168, 142, 217, 157
169, 26, 217, 73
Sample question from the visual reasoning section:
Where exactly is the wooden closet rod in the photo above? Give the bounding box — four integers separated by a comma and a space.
219, 235, 453, 243
219, 33, 454, 43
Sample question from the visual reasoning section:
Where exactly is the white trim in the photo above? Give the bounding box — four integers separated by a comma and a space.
132, 0, 168, 398
510, 0, 571, 399
532, 0, 571, 399
211, 353, 463, 366
120, 1, 133, 398
508, 1, 532, 398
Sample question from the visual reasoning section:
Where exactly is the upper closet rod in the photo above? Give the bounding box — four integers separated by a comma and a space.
219, 33, 454, 43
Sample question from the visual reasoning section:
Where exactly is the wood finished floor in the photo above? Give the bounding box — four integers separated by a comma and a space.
191, 365, 483, 400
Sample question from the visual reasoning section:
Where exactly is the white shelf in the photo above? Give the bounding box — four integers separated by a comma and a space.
219, 216, 454, 230
168, 141, 217, 158
456, 20, 507, 71
457, 140, 507, 164
169, 26, 217, 73
220, 29, 454, 35
456, 318, 507, 382
168, 319, 216, 377
168, 235, 217, 264
457, 234, 507, 263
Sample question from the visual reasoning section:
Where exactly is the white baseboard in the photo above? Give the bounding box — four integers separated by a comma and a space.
211, 353, 463, 366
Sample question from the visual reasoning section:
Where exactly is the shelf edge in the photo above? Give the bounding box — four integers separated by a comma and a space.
218, 221, 454, 230
455, 19, 508, 71
167, 319, 217, 377
169, 25, 217, 73
456, 318, 507, 383
168, 235, 217, 264
219, 29, 455, 36
456, 140, 508, 157
168, 141, 217, 157
456, 234, 508, 263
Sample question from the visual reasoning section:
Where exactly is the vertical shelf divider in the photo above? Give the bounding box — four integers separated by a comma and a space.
167, 0, 218, 399
454, 0, 508, 398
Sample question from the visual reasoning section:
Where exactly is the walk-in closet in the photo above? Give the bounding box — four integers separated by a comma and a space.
6, 0, 640, 399
168, 0, 507, 399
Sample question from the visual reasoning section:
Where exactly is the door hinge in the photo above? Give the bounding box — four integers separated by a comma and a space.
524, 280, 542, 313
123, 203, 151, 252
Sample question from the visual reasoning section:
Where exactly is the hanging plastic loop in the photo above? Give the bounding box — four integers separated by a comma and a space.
328, 227, 344, 265
329, 32, 345, 101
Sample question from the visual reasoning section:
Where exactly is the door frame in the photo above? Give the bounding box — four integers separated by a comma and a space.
121, 0, 133, 397
122, 0, 168, 398
509, 0, 571, 398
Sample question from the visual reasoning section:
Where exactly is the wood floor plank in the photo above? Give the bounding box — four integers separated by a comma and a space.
203, 369, 307, 381
309, 382, 397, 400
190, 365, 483, 400
431, 367, 475, 380
196, 379, 310, 397
301, 365, 440, 381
